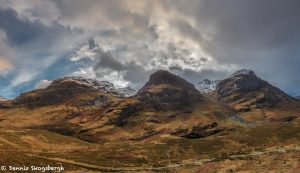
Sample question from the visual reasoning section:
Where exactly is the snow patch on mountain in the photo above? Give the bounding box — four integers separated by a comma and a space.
117, 87, 136, 97
51, 77, 136, 97
230, 69, 256, 78
196, 79, 220, 93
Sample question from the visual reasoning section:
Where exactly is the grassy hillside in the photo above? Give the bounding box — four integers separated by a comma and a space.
0, 122, 299, 172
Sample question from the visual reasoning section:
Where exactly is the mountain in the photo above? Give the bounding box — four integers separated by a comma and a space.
0, 96, 7, 101
215, 69, 300, 121
0, 70, 234, 142
0, 70, 300, 172
101, 70, 234, 140
296, 95, 300, 100
117, 87, 136, 97
52, 77, 136, 98
14, 77, 132, 107
196, 79, 220, 93
137, 70, 204, 111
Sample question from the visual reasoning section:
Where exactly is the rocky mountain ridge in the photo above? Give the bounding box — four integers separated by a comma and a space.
215, 69, 299, 121
0, 69, 299, 172
216, 69, 269, 97
51, 77, 136, 97
196, 79, 220, 93
0, 70, 234, 142
12, 77, 136, 107
0, 69, 299, 143
137, 70, 204, 111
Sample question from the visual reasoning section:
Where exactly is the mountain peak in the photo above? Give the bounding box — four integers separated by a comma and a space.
50, 76, 115, 91
214, 69, 299, 121
230, 69, 256, 78
50, 76, 137, 98
137, 70, 202, 111
218, 69, 264, 94
139, 70, 197, 92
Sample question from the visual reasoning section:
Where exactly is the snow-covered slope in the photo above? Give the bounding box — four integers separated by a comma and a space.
196, 69, 256, 93
196, 79, 220, 93
229, 69, 256, 78
51, 77, 135, 98
117, 87, 136, 97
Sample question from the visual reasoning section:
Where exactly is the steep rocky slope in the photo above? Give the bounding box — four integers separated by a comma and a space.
3, 69, 298, 142
77, 70, 235, 141
215, 70, 300, 121
13, 77, 134, 108
117, 87, 136, 97
137, 70, 204, 111
0, 70, 234, 142
196, 79, 220, 93
0, 70, 299, 172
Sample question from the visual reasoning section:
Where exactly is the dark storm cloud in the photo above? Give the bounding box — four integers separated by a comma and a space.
0, 8, 41, 45
122, 61, 150, 86
170, 19, 204, 43
0, 7, 78, 47
169, 65, 230, 84
88, 38, 97, 49
169, 0, 300, 95
93, 48, 151, 88
1, 0, 300, 97
193, 0, 300, 60
94, 49, 124, 71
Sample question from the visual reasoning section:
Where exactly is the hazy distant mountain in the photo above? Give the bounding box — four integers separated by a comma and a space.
0, 96, 7, 101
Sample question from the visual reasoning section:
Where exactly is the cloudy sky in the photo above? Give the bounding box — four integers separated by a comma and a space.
0, 0, 300, 98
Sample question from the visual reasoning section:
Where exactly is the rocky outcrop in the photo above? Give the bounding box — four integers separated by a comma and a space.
109, 101, 142, 126
196, 79, 220, 93
171, 122, 226, 139
117, 87, 136, 97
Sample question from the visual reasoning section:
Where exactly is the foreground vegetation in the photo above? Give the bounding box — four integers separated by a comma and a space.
0, 122, 299, 172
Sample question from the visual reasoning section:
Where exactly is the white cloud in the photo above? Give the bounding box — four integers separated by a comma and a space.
0, 58, 12, 73
70, 44, 98, 62
1, 0, 299, 96
35, 79, 52, 89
